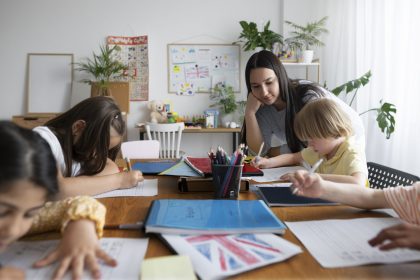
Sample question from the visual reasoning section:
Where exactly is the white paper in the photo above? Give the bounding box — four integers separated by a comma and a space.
161, 233, 302, 280
286, 217, 420, 268
0, 238, 149, 280
250, 166, 305, 183
94, 179, 158, 198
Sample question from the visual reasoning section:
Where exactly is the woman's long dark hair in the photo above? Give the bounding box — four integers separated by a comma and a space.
45, 96, 125, 177
242, 50, 325, 153
0, 121, 58, 198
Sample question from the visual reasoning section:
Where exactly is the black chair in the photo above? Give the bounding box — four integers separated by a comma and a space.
367, 162, 420, 189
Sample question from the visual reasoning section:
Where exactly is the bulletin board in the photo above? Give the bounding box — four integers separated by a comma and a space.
167, 44, 240, 94
27, 53, 73, 114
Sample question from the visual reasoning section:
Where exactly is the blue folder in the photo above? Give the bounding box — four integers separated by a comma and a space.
132, 161, 177, 175
145, 199, 286, 235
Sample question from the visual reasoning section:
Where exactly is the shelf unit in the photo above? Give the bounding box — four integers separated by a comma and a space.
282, 59, 320, 83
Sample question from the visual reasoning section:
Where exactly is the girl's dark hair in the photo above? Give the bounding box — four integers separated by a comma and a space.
242, 50, 325, 152
0, 121, 58, 197
45, 96, 125, 177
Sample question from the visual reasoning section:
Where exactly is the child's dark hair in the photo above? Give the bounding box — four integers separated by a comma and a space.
242, 50, 325, 152
45, 96, 125, 177
0, 121, 58, 198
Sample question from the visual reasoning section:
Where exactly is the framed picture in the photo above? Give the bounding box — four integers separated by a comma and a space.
27, 53, 73, 114
167, 44, 240, 94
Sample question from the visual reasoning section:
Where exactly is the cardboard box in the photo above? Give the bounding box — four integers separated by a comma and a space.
91, 82, 130, 113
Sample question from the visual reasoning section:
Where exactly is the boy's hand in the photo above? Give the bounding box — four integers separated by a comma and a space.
369, 223, 420, 250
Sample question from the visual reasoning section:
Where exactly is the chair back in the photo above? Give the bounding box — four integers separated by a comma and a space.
367, 162, 420, 189
121, 140, 160, 159
145, 122, 185, 159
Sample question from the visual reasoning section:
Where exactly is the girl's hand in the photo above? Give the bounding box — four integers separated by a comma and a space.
369, 223, 420, 251
120, 170, 143, 189
287, 170, 325, 198
0, 266, 25, 279
245, 93, 262, 115
33, 220, 117, 280
251, 157, 271, 168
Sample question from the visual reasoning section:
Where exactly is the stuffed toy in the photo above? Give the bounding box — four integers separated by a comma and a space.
147, 100, 168, 123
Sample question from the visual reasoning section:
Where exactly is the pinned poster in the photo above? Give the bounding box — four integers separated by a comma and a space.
177, 82, 195, 96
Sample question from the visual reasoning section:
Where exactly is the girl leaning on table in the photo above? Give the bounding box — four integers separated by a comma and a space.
33, 96, 143, 197
0, 121, 116, 279
252, 98, 368, 186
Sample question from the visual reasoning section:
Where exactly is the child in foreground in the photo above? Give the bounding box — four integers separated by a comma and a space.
252, 98, 367, 185
289, 169, 420, 250
0, 121, 115, 279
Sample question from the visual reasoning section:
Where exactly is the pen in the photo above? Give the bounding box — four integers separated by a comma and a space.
125, 157, 132, 171
255, 142, 265, 163
104, 221, 144, 230
292, 158, 324, 195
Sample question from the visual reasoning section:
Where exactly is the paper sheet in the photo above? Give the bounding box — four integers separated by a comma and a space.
0, 238, 149, 280
161, 233, 302, 280
249, 166, 305, 183
286, 217, 420, 268
94, 179, 158, 198
141, 255, 197, 280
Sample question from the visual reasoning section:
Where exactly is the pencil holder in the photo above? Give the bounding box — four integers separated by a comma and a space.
211, 164, 243, 199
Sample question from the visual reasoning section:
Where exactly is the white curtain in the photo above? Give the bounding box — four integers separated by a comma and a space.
316, 0, 420, 176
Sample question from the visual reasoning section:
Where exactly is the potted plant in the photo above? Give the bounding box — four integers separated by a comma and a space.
234, 20, 283, 52
75, 44, 130, 112
284, 16, 328, 63
209, 82, 238, 127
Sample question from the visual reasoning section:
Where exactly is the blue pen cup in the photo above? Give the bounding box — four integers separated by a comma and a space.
211, 164, 243, 199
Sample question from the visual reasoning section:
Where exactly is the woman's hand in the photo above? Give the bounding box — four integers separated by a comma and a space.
245, 93, 262, 115
369, 223, 420, 251
287, 170, 325, 198
119, 170, 143, 189
0, 266, 25, 279
33, 220, 117, 280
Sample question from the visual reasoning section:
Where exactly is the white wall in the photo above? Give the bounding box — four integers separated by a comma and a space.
0, 0, 283, 156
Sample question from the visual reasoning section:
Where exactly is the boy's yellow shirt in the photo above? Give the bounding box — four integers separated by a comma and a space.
301, 136, 368, 178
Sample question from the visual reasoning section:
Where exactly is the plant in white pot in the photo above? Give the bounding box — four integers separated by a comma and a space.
234, 20, 283, 52
285, 16, 328, 63
209, 82, 238, 127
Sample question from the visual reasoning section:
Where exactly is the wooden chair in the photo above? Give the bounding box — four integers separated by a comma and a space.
121, 140, 160, 159
367, 162, 420, 189
145, 122, 185, 159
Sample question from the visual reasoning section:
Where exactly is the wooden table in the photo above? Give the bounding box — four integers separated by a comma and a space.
99, 176, 420, 279
138, 126, 241, 152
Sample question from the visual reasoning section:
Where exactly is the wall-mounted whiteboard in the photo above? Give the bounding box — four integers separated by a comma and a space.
27, 53, 73, 114
167, 44, 240, 93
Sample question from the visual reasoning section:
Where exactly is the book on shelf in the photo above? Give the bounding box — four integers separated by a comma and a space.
144, 199, 286, 235
257, 185, 338, 207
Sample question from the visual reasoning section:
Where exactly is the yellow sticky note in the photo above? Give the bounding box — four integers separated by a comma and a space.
140, 255, 196, 280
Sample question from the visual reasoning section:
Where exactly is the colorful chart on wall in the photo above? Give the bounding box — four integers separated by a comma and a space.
107, 36, 149, 101
167, 44, 240, 94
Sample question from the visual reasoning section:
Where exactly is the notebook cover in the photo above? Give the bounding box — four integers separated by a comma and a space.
132, 161, 177, 175
258, 186, 338, 207
144, 199, 286, 235
242, 164, 264, 176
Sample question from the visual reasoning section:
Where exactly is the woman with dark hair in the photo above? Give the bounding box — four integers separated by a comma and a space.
243, 50, 365, 158
0, 121, 115, 279
34, 96, 143, 196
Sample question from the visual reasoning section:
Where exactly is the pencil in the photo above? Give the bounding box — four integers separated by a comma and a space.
292, 158, 324, 195
125, 157, 132, 171
255, 142, 265, 163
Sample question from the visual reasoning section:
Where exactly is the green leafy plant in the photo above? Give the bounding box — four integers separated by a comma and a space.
285, 16, 328, 51
330, 70, 397, 139
234, 20, 283, 51
75, 44, 128, 95
209, 83, 237, 114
